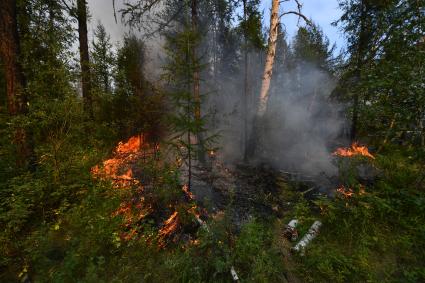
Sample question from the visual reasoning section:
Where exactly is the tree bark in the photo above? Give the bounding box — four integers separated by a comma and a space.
77, 0, 93, 119
246, 0, 279, 158
0, 0, 35, 169
191, 0, 206, 164
242, 0, 249, 162
257, 0, 279, 117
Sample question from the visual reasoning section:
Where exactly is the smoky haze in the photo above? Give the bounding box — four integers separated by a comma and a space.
87, 1, 346, 177
88, 0, 164, 80
204, 51, 344, 178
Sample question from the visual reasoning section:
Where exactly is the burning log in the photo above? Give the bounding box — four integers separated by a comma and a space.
283, 219, 299, 242
292, 220, 322, 254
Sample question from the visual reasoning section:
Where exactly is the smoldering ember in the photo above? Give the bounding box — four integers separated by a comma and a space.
0, 0, 424, 282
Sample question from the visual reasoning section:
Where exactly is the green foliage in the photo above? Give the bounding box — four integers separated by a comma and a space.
336, 0, 425, 146
160, 216, 286, 283
237, 0, 265, 50
113, 35, 165, 140
163, 18, 215, 173
91, 21, 114, 95
293, 24, 336, 71
297, 150, 425, 282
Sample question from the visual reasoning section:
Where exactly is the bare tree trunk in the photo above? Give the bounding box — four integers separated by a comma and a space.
246, 0, 279, 158
191, 0, 206, 164
257, 0, 279, 117
0, 0, 34, 169
77, 0, 93, 119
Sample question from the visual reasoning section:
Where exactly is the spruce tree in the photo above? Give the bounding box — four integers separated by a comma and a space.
91, 21, 114, 94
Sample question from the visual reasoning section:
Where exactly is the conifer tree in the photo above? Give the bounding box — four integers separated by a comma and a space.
91, 21, 114, 94
77, 0, 93, 119
162, 2, 214, 188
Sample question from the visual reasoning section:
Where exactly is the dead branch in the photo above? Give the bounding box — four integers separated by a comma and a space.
279, 11, 312, 26
279, 0, 312, 26
113, 0, 117, 23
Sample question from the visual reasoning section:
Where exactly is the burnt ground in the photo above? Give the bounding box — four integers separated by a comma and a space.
187, 155, 378, 230
187, 161, 326, 230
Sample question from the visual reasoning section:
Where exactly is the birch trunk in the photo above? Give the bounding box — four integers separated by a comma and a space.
257, 0, 280, 117
245, 0, 280, 158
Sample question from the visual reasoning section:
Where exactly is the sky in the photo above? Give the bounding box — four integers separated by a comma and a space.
87, 0, 346, 52
260, 0, 345, 52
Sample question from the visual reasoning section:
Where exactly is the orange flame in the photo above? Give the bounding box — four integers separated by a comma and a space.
91, 134, 153, 241
91, 135, 148, 188
91, 134, 203, 246
336, 185, 354, 198
182, 184, 194, 200
333, 142, 375, 159
115, 135, 143, 154
158, 211, 179, 247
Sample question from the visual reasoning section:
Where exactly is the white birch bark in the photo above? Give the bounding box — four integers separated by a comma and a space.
257, 0, 280, 117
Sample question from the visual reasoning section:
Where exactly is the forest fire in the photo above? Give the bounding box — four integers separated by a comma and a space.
90, 134, 152, 240
158, 211, 180, 247
333, 142, 375, 159
91, 134, 146, 188
182, 184, 194, 200
91, 134, 204, 245
336, 186, 354, 198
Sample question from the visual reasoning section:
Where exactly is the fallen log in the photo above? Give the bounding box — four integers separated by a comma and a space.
292, 220, 322, 254
230, 266, 239, 281
283, 219, 299, 242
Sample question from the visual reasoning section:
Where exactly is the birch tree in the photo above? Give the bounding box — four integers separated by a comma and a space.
247, 0, 310, 158
257, 0, 280, 117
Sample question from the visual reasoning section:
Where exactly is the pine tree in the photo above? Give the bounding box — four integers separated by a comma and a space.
0, 0, 34, 169
77, 0, 93, 119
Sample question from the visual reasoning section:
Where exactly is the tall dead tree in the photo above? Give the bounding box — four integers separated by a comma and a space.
257, 0, 280, 117
77, 0, 93, 119
0, 0, 34, 169
245, 0, 279, 157
247, 0, 310, 159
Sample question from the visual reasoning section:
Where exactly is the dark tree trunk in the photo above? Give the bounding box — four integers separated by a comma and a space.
0, 0, 34, 169
191, 0, 206, 164
351, 0, 369, 142
242, 0, 249, 162
77, 0, 93, 119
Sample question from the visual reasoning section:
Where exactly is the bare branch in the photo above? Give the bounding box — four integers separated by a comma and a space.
61, 0, 76, 17
113, 0, 117, 24
279, 11, 312, 26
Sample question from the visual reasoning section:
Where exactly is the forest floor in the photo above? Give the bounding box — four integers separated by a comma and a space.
2, 136, 423, 282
